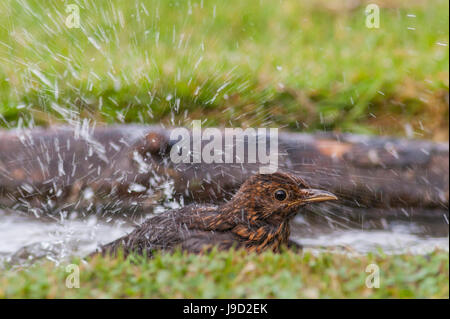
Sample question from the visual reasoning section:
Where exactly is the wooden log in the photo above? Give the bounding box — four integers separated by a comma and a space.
0, 125, 448, 220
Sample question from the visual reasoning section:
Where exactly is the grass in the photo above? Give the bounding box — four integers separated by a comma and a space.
1, 249, 448, 298
0, 0, 448, 139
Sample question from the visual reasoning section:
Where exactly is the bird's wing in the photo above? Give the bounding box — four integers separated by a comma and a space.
179, 230, 241, 253
97, 204, 235, 257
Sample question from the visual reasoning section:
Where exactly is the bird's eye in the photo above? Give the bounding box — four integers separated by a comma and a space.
274, 189, 287, 201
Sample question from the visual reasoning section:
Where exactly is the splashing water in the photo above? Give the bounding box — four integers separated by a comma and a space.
0, 0, 448, 270
0, 203, 448, 268
0, 209, 133, 267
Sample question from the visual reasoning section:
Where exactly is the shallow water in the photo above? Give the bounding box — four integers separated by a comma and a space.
0, 210, 133, 266
0, 208, 448, 267
296, 231, 449, 255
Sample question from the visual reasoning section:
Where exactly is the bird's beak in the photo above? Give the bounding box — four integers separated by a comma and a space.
303, 189, 338, 203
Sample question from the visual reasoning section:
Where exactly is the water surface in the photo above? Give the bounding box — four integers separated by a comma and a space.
1, 208, 447, 267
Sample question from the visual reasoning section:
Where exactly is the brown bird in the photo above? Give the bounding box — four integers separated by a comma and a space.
94, 172, 337, 258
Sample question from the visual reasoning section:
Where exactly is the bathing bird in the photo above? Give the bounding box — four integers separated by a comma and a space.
94, 171, 337, 258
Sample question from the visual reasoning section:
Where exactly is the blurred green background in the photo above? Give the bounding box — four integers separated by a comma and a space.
1, 249, 448, 298
0, 0, 448, 139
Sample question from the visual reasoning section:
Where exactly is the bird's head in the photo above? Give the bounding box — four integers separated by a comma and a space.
231, 171, 337, 223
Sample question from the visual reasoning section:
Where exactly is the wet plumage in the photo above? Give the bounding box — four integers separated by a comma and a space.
94, 172, 337, 258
